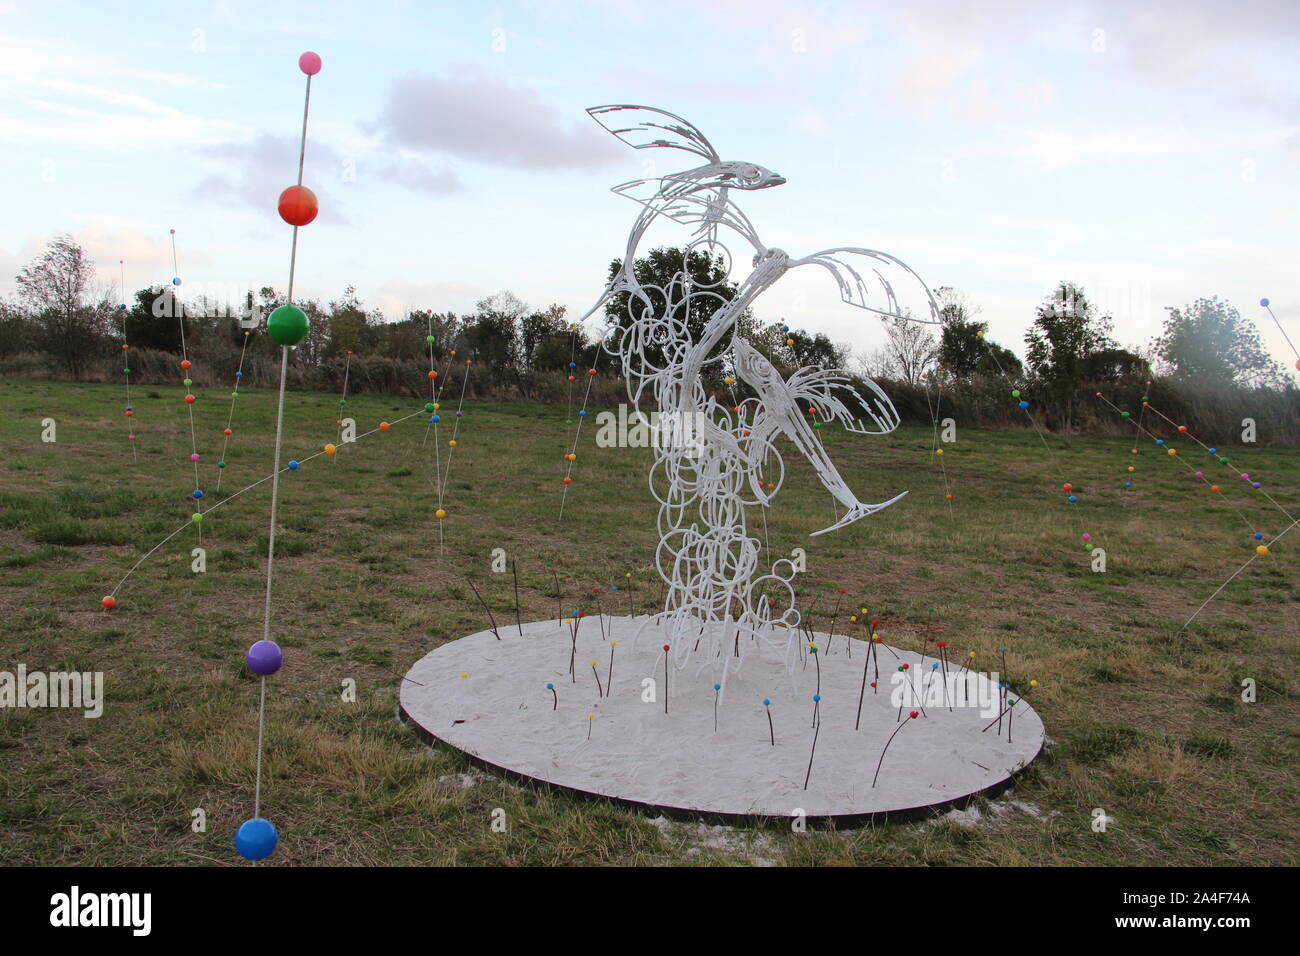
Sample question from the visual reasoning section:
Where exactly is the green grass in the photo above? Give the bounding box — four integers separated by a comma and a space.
0, 378, 1296, 866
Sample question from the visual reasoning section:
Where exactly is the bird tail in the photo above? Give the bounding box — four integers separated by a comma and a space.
809, 490, 908, 537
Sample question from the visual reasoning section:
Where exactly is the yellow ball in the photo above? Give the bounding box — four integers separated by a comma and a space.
460, 673, 468, 678
849, 615, 857, 623
435, 509, 446, 519
724, 377, 734, 385
976, 330, 985, 338
1127, 466, 1135, 472
591, 660, 598, 668
433, 403, 440, 410
786, 338, 794, 346
1256, 545, 1269, 556
969, 651, 977, 658
935, 448, 944, 456
860, 608, 867, 614
625, 572, 631, 578
324, 443, 336, 455
448, 439, 457, 447
610, 641, 617, 647
1029, 679, 1038, 687
1167, 448, 1177, 456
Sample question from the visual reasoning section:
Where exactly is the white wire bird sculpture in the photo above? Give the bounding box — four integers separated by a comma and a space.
574, 105, 943, 690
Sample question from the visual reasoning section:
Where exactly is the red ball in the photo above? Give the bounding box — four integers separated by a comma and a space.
299, 51, 322, 75
184, 394, 196, 404
181, 359, 192, 370
562, 477, 572, 485
662, 644, 670, 651
1063, 483, 1073, 492
587, 369, 597, 376
101, 595, 116, 610
223, 428, 232, 436
278, 185, 319, 227
909, 710, 919, 719
428, 370, 438, 379
1178, 425, 1187, 433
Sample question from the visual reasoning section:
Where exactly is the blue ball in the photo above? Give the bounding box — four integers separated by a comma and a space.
118, 303, 126, 311
1068, 495, 1078, 502
931, 662, 939, 670
1254, 532, 1264, 540
763, 698, 771, 707
234, 817, 277, 861
546, 682, 554, 690
713, 683, 721, 691
1018, 401, 1029, 410
578, 409, 587, 417
192, 489, 203, 499
1260, 297, 1270, 307
235, 371, 243, 378
172, 277, 182, 286
1124, 481, 1132, 488
812, 694, 821, 702
1208, 448, 1217, 455
432, 415, 440, 422
568, 362, 576, 369
287, 460, 299, 470
611, 585, 619, 591
1156, 439, 1165, 446
456, 410, 463, 417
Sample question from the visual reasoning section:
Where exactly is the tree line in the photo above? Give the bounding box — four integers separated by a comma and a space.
3, 235, 1295, 444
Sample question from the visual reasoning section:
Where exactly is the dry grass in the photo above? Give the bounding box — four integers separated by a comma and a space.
0, 378, 1296, 866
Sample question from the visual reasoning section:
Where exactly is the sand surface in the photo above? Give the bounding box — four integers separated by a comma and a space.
400, 616, 1044, 818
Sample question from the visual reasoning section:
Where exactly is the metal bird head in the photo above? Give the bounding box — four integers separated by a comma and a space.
588, 104, 784, 193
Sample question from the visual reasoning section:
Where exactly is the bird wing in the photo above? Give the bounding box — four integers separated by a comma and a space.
587, 105, 721, 163
784, 366, 901, 435
789, 246, 942, 324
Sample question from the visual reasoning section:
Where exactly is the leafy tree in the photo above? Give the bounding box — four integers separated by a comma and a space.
519, 303, 569, 369
1025, 281, 1115, 447
1154, 296, 1285, 387
0, 297, 37, 356
1082, 347, 1149, 383
15, 235, 112, 378
123, 286, 187, 352
326, 285, 370, 357
935, 287, 985, 376
604, 246, 749, 368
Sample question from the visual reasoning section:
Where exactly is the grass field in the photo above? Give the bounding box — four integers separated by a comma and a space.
0, 378, 1296, 866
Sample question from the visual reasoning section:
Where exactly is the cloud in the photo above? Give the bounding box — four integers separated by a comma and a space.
383, 156, 461, 196
192, 134, 347, 222
369, 65, 624, 170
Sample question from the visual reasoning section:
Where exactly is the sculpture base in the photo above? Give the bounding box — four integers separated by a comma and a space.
399, 617, 1044, 821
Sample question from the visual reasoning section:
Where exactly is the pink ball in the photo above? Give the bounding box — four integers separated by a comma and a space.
1240, 473, 1249, 480
1195, 471, 1203, 478
299, 51, 322, 75
1081, 533, 1092, 542
190, 453, 200, 462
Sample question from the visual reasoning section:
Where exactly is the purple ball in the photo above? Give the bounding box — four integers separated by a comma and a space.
246, 640, 283, 676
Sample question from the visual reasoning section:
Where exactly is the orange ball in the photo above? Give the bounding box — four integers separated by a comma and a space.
277, 184, 319, 227
379, 421, 390, 432
428, 370, 438, 379
181, 359, 192, 370
1211, 485, 1221, 493
945, 493, 953, 500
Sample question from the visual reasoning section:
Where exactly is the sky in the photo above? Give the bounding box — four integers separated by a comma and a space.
2, 0, 1298, 370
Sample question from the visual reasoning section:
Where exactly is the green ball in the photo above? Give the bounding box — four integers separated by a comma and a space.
191, 512, 203, 524
339, 399, 347, 406
1141, 396, 1149, 402
425, 402, 434, 412
1219, 457, 1228, 464
183, 378, 193, 387
426, 335, 435, 344
267, 305, 309, 346
565, 419, 573, 425
231, 392, 238, 398
1011, 389, 1020, 398
812, 422, 821, 429
123, 368, 130, 374
217, 461, 226, 468
1121, 411, 1130, 419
